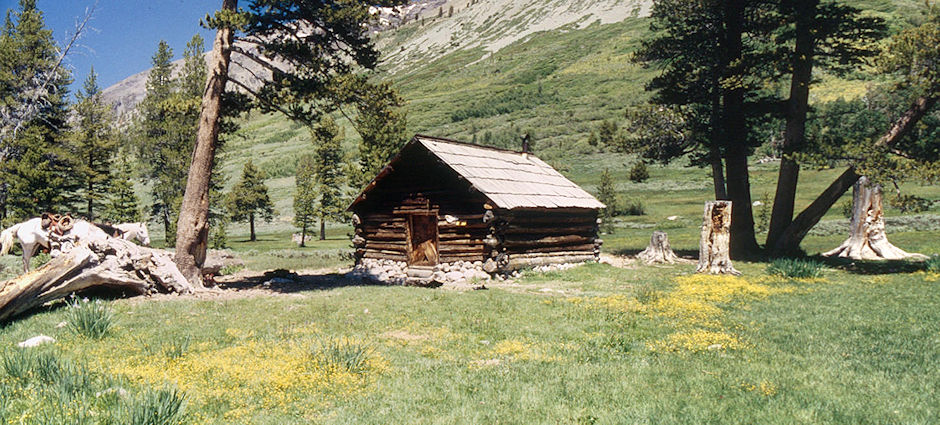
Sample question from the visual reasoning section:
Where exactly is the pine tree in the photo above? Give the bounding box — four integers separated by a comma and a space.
312, 116, 346, 240
597, 168, 618, 234
0, 0, 77, 221
226, 160, 275, 242
71, 68, 116, 220
103, 154, 141, 223
349, 80, 407, 188
293, 154, 317, 247
137, 35, 207, 246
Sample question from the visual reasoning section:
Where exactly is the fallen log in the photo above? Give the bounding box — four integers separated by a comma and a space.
0, 233, 198, 322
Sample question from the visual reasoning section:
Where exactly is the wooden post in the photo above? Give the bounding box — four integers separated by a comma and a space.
637, 231, 679, 264
823, 176, 927, 260
697, 201, 740, 275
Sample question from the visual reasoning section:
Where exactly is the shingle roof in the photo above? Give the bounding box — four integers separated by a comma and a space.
351, 135, 604, 210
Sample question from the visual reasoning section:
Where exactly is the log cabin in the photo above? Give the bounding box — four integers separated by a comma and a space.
348, 135, 605, 277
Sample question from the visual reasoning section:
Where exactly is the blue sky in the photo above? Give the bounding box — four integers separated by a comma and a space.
2, 0, 221, 94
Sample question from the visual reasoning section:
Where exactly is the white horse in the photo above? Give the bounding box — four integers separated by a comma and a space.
0, 217, 52, 272
114, 222, 151, 246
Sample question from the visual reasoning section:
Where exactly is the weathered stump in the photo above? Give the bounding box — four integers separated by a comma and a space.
696, 201, 740, 275
0, 234, 198, 322
637, 231, 679, 264
823, 176, 928, 260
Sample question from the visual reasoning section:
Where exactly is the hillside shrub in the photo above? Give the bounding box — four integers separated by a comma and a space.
927, 255, 940, 273
890, 194, 933, 213
766, 258, 825, 279
622, 199, 646, 216
628, 162, 649, 183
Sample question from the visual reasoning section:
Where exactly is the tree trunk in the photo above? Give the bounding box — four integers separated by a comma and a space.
722, 0, 759, 258
299, 223, 307, 247
637, 230, 680, 264
773, 90, 938, 254
319, 218, 325, 241
767, 0, 818, 249
697, 201, 740, 275
710, 146, 727, 200
772, 167, 859, 255
174, 0, 237, 285
249, 213, 255, 242
823, 176, 927, 260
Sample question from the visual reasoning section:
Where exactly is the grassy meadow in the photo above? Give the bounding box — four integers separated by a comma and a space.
1, 1, 939, 422
1, 152, 938, 423
0, 256, 938, 424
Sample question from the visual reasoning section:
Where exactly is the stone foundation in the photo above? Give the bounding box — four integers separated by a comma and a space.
351, 258, 491, 285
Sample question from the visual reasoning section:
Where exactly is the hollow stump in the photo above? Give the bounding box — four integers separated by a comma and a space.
696, 201, 740, 275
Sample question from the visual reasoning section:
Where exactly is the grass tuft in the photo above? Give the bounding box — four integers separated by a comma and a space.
313, 338, 372, 374
123, 387, 187, 425
926, 255, 940, 273
766, 258, 825, 279
66, 297, 115, 339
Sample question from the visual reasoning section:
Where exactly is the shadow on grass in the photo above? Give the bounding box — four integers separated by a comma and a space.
815, 255, 931, 275
613, 248, 700, 260
218, 269, 383, 294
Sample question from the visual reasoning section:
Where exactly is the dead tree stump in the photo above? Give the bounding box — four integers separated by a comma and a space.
637, 231, 679, 264
697, 201, 740, 275
823, 176, 928, 261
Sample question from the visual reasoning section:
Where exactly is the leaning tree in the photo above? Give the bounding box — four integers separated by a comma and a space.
174, 0, 408, 284
770, 8, 940, 256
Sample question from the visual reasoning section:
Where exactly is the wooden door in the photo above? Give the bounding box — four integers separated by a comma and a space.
408, 214, 439, 265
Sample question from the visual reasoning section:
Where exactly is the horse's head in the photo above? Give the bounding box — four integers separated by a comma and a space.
136, 223, 151, 246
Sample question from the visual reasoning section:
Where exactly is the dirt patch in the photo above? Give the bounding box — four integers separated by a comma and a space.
381, 330, 429, 342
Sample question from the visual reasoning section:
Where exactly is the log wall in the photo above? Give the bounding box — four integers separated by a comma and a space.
350, 144, 602, 272
485, 208, 601, 271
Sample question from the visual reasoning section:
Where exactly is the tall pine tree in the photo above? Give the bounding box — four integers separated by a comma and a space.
0, 0, 77, 221
293, 154, 317, 247
225, 160, 275, 242
311, 116, 346, 240
103, 153, 141, 223
71, 68, 116, 220
136, 35, 207, 246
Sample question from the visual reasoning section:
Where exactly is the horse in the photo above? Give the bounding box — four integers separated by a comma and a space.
0, 217, 52, 272
114, 222, 151, 246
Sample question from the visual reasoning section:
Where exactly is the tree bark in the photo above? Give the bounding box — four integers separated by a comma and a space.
767, 0, 818, 249
299, 224, 307, 247
249, 213, 256, 242
320, 218, 325, 241
697, 201, 740, 275
722, 0, 759, 258
823, 176, 927, 260
772, 167, 859, 255
174, 0, 237, 286
637, 230, 680, 264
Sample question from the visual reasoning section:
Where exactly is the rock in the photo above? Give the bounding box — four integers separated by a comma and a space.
18, 335, 55, 348
95, 387, 130, 398
707, 344, 723, 351
444, 271, 464, 282
377, 272, 390, 282
55, 321, 67, 328
432, 271, 446, 282
483, 259, 497, 273
666, 215, 679, 221
472, 261, 483, 268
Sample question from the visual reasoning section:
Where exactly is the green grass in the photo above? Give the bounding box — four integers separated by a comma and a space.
0, 259, 937, 423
